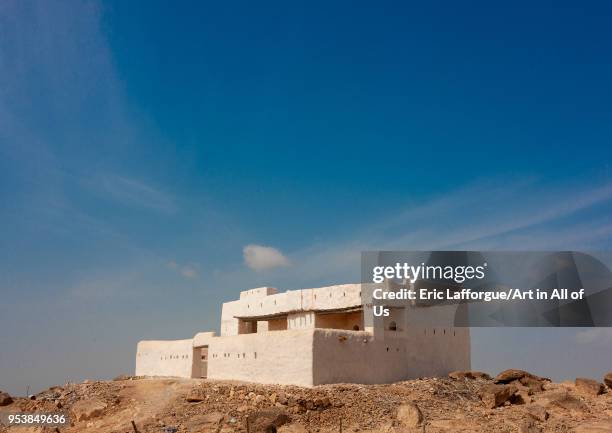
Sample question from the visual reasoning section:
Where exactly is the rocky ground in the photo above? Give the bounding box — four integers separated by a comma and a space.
1, 370, 611, 433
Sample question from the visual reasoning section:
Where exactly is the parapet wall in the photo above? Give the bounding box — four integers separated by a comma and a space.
207, 329, 315, 386
312, 327, 470, 385
135, 339, 195, 378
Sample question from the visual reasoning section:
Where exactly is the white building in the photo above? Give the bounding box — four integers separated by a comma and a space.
135, 284, 470, 386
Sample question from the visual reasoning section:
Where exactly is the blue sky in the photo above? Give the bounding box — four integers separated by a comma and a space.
1, 0, 612, 394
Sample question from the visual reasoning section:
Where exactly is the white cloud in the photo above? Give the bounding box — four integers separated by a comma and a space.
243, 244, 290, 271
180, 265, 199, 279
167, 260, 199, 279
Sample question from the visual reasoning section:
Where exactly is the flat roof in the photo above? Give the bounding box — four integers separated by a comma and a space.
234, 306, 363, 321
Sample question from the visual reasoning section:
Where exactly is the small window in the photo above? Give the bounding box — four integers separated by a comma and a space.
353, 325, 360, 331
388, 321, 397, 331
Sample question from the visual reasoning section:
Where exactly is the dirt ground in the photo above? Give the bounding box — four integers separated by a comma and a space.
1, 372, 611, 433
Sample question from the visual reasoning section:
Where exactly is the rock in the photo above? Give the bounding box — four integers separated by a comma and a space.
510, 381, 532, 403
0, 391, 13, 406
112, 374, 131, 381
525, 404, 548, 422
253, 394, 266, 405
575, 378, 605, 396
269, 393, 277, 404
246, 408, 289, 433
509, 391, 527, 405
278, 425, 309, 433
519, 420, 542, 433
604, 372, 612, 388
396, 402, 423, 427
540, 390, 587, 413
277, 392, 288, 405
71, 398, 108, 421
427, 419, 476, 431
574, 420, 612, 433
183, 412, 224, 431
520, 376, 545, 393
186, 393, 205, 402
479, 384, 518, 409
494, 369, 545, 384
494, 369, 529, 383
448, 370, 492, 380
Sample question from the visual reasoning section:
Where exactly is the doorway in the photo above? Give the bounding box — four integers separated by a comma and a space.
193, 346, 208, 378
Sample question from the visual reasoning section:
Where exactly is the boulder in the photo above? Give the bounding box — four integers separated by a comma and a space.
575, 378, 605, 396
183, 412, 224, 431
539, 390, 587, 413
253, 394, 266, 405
186, 393, 205, 402
525, 404, 548, 422
519, 376, 545, 393
396, 402, 423, 427
71, 398, 108, 421
574, 420, 612, 433
494, 369, 545, 384
479, 384, 517, 409
448, 370, 491, 380
519, 420, 542, 433
246, 408, 289, 433
603, 372, 612, 388
277, 392, 288, 405
510, 381, 532, 403
0, 391, 13, 406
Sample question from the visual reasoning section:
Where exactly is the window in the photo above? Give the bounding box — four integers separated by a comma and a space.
388, 321, 397, 331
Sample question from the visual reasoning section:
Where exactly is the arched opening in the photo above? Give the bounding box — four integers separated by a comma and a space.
352, 325, 360, 331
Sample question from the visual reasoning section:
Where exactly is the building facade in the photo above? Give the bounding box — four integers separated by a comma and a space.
135, 284, 470, 386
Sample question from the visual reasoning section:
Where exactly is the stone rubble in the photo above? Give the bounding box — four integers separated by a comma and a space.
0, 369, 609, 433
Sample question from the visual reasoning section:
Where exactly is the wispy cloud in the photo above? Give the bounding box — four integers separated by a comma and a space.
167, 260, 199, 279
91, 174, 177, 214
243, 244, 290, 271
223, 178, 612, 290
